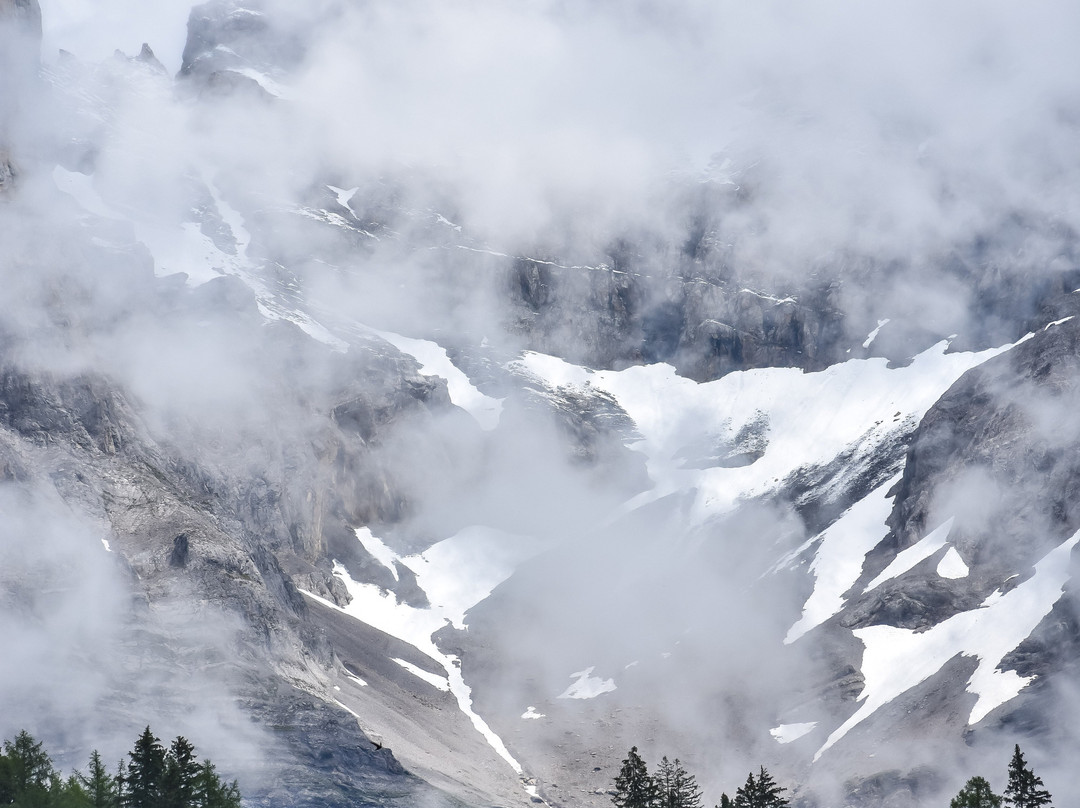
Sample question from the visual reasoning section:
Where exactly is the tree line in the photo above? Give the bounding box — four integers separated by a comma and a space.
613, 743, 1054, 808
0, 726, 241, 808
611, 747, 788, 808
951, 745, 1052, 808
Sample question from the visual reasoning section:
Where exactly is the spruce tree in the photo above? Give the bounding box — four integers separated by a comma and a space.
753, 767, 788, 808
1002, 745, 1052, 808
161, 736, 200, 808
732, 767, 788, 808
732, 771, 756, 808
951, 776, 1002, 808
612, 746, 657, 808
122, 727, 166, 808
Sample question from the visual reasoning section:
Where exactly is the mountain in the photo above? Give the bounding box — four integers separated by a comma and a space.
2, 1, 1080, 806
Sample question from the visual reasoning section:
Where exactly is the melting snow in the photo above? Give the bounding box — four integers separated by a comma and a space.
558, 667, 617, 699
937, 547, 970, 579
1044, 316, 1075, 330
770, 723, 817, 744
327, 185, 358, 207
355, 527, 400, 582
862, 318, 891, 349
514, 339, 1015, 526
392, 658, 451, 692
344, 671, 368, 687
521, 706, 546, 720
784, 476, 900, 643
298, 524, 544, 776
864, 518, 956, 591
100, 538, 112, 553
815, 531, 1080, 760
366, 328, 504, 430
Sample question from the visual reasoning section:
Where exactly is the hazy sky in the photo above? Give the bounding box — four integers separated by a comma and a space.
41, 0, 192, 70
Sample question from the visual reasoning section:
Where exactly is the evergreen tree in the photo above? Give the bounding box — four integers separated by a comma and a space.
161, 737, 200, 808
752, 767, 788, 808
77, 751, 120, 808
191, 760, 241, 808
732, 771, 756, 808
121, 727, 165, 808
1002, 746, 1052, 808
732, 767, 788, 808
718, 795, 733, 808
3, 730, 57, 808
951, 776, 1002, 808
612, 747, 657, 808
655, 757, 702, 808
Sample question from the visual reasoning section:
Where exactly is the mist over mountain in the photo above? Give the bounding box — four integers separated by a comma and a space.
2, 1, 1080, 806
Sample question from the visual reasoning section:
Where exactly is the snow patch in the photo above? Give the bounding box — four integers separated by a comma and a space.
327, 185, 358, 207
862, 318, 891, 349
1044, 316, 1075, 330
355, 527, 400, 582
937, 547, 969, 580
514, 338, 1015, 527
100, 538, 112, 553
344, 671, 368, 687
558, 667, 617, 700
392, 658, 451, 692
864, 518, 956, 591
770, 723, 817, 744
366, 328, 504, 430
785, 475, 899, 644
521, 706, 546, 720
815, 531, 1080, 760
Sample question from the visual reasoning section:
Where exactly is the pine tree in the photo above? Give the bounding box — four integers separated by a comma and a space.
612, 746, 657, 808
77, 751, 120, 808
1002, 745, 1052, 808
122, 727, 166, 808
951, 776, 1002, 808
718, 795, 733, 808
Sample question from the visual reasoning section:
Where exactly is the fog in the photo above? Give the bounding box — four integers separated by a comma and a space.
1, 0, 1079, 805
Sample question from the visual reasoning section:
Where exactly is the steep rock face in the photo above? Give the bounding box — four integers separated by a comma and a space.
852, 306, 1080, 631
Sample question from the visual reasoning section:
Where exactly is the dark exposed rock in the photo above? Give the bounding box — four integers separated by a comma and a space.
169, 533, 190, 567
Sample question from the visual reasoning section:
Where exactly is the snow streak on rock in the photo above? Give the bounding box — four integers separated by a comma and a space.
815, 531, 1080, 761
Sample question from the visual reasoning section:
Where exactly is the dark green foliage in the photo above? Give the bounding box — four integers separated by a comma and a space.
0, 729, 240, 808
718, 795, 733, 808
121, 727, 165, 808
655, 756, 703, 808
732, 767, 788, 808
1, 729, 58, 808
191, 761, 241, 808
612, 747, 657, 808
1003, 746, 1052, 808
77, 751, 119, 808
951, 776, 1002, 808
161, 737, 199, 808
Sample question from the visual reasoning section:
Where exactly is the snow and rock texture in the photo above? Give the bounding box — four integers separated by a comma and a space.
4, 2, 1080, 808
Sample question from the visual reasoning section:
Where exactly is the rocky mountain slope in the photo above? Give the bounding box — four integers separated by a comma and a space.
3, 2, 1080, 807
